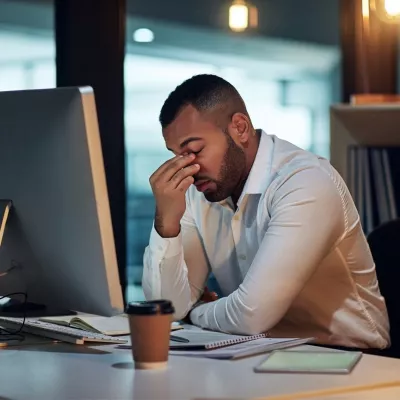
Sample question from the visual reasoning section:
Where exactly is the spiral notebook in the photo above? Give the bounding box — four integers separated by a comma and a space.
169, 337, 313, 359
169, 329, 285, 350
117, 328, 313, 358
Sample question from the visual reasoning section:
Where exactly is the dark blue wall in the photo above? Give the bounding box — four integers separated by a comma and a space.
127, 0, 340, 46
9, 0, 340, 46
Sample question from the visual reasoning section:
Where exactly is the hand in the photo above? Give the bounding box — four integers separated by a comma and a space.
182, 287, 219, 325
149, 153, 200, 238
200, 287, 219, 303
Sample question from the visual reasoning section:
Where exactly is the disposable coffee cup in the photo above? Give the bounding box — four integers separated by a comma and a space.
126, 299, 175, 370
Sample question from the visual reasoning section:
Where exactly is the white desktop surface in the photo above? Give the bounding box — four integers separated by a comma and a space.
1, 338, 400, 400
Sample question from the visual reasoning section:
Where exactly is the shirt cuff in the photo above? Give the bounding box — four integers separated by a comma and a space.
188, 301, 208, 326
149, 224, 183, 259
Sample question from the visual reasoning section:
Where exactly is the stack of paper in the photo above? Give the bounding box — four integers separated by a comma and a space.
169, 336, 312, 360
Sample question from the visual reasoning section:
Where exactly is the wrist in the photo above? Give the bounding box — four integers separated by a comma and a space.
183, 303, 202, 324
154, 222, 181, 238
187, 300, 204, 322
154, 212, 181, 238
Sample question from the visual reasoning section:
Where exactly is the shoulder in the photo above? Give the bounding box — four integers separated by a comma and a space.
268, 137, 342, 201
265, 159, 346, 234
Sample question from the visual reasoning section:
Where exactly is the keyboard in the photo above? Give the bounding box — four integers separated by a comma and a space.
0, 317, 128, 345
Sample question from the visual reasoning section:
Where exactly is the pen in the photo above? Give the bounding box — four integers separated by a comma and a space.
170, 334, 190, 343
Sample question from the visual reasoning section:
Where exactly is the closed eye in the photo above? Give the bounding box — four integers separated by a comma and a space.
191, 148, 203, 155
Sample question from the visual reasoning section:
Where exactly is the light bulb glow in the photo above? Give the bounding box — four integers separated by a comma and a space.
133, 28, 154, 43
384, 0, 400, 16
229, 2, 249, 32
362, 0, 370, 17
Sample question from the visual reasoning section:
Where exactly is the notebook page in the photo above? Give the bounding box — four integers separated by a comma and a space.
73, 316, 130, 335
40, 315, 182, 336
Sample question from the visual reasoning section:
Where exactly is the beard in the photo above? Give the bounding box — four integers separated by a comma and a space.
203, 133, 246, 203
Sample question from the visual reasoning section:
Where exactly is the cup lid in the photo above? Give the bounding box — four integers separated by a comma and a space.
126, 299, 175, 315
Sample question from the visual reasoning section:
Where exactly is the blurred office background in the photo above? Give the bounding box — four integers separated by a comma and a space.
1, 0, 397, 302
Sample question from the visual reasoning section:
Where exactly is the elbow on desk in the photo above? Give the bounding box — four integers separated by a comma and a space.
235, 307, 282, 336
226, 288, 282, 335
238, 319, 270, 336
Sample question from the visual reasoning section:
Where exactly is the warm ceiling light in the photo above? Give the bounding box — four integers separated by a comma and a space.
384, 0, 400, 16
362, 0, 370, 17
229, 0, 248, 32
229, 0, 258, 32
370, 0, 400, 22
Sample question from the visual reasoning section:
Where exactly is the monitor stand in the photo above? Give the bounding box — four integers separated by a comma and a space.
0, 199, 77, 318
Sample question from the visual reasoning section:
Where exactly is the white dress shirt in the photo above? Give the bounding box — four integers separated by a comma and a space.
142, 130, 390, 349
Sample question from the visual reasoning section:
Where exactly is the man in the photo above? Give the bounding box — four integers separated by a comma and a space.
142, 74, 390, 349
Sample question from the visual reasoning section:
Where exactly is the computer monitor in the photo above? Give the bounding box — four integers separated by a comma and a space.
0, 87, 124, 317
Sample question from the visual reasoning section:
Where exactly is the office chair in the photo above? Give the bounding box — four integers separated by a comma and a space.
367, 219, 400, 359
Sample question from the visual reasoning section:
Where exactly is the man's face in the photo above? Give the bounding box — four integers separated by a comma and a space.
163, 105, 246, 202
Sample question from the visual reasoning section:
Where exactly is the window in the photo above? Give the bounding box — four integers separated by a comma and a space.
0, 30, 55, 91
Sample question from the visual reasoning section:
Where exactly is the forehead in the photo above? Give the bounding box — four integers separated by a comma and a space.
163, 105, 217, 150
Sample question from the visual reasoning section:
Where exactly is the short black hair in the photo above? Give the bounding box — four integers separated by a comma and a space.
159, 74, 247, 129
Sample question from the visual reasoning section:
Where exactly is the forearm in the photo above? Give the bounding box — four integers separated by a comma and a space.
191, 168, 345, 335
142, 216, 210, 320
142, 228, 195, 320
189, 283, 281, 335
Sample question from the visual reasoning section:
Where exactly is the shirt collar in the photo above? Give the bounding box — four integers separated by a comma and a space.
219, 129, 273, 208
241, 129, 273, 195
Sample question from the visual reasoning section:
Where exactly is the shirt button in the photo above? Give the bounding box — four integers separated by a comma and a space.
233, 215, 240, 221
158, 245, 164, 251
239, 254, 246, 260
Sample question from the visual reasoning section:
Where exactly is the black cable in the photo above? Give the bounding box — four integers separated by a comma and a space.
0, 292, 28, 342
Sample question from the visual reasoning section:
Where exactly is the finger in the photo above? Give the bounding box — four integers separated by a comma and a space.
169, 164, 200, 188
176, 175, 194, 193
150, 155, 182, 182
210, 291, 219, 301
162, 154, 197, 182
200, 287, 218, 302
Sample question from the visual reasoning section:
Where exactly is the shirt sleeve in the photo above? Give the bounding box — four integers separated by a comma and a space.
142, 202, 210, 320
189, 167, 346, 335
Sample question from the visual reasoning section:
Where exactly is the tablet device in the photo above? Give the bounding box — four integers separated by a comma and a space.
254, 350, 363, 374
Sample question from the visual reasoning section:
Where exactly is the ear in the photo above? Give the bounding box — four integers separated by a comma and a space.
229, 113, 252, 145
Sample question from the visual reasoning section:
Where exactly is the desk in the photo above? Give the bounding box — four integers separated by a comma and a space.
1, 341, 400, 400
